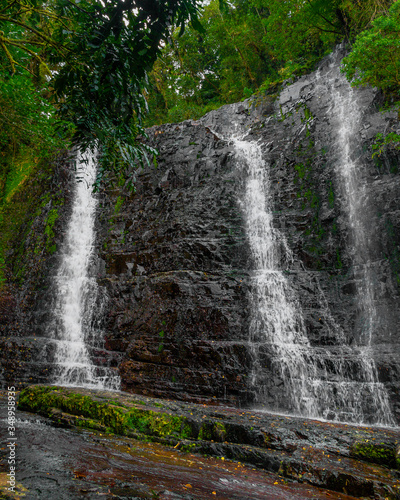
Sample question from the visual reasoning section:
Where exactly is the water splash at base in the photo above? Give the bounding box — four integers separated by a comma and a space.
233, 136, 394, 426
50, 151, 120, 391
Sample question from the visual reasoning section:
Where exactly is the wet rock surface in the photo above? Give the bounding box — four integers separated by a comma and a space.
0, 153, 76, 389
1, 50, 399, 424
98, 123, 252, 405
9, 386, 400, 499
97, 49, 400, 421
0, 398, 362, 500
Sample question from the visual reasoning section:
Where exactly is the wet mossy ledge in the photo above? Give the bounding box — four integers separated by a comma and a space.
18, 385, 198, 441
18, 385, 400, 500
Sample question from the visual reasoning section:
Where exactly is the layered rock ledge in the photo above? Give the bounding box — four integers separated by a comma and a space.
18, 385, 400, 500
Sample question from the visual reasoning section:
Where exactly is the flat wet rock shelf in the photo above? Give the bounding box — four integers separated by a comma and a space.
14, 385, 400, 500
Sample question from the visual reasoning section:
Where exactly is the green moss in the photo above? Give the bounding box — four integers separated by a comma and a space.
18, 386, 199, 441
198, 421, 226, 442
214, 422, 227, 442
40, 193, 52, 208
127, 409, 195, 439
181, 442, 197, 453
291, 134, 342, 270
0, 150, 65, 287
0, 150, 41, 264
199, 421, 214, 441
75, 418, 107, 432
294, 162, 308, 180
114, 195, 124, 215
157, 330, 165, 353
350, 440, 397, 468
44, 208, 59, 253
0, 154, 39, 285
2, 153, 36, 204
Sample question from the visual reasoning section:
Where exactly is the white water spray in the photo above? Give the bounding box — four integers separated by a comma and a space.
321, 52, 394, 424
50, 151, 120, 390
233, 129, 394, 425
329, 67, 376, 342
234, 138, 316, 415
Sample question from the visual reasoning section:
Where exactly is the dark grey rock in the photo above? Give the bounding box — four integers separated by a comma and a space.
2, 51, 400, 425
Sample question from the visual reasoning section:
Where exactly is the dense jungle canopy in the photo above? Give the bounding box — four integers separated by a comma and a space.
0, 0, 399, 187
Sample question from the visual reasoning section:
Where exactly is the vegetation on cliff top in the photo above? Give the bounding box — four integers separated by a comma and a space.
0, 0, 398, 182
1, 1, 399, 165
145, 0, 399, 125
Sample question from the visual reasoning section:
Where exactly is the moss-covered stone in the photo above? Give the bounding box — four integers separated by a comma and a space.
350, 440, 398, 469
18, 385, 198, 441
198, 421, 230, 443
44, 207, 59, 253
0, 153, 66, 288
214, 421, 227, 442
198, 421, 214, 441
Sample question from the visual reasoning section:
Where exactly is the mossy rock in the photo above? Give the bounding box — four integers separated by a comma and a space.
18, 385, 199, 441
350, 439, 398, 469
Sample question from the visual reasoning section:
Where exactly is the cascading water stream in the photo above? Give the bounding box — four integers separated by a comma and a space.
234, 138, 317, 416
232, 126, 394, 425
317, 51, 395, 424
50, 151, 120, 391
326, 61, 376, 342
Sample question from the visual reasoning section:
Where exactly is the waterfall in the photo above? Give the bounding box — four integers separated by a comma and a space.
320, 52, 395, 424
235, 138, 318, 416
328, 62, 376, 342
233, 126, 394, 425
50, 151, 120, 391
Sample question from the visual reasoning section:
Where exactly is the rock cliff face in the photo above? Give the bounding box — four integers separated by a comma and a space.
99, 49, 400, 422
2, 50, 399, 425
97, 123, 252, 405
0, 153, 75, 388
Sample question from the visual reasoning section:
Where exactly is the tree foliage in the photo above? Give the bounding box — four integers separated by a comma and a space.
0, 72, 66, 159
0, 0, 203, 187
342, 0, 400, 93
146, 0, 279, 125
145, 0, 397, 126
1, 0, 399, 181
265, 0, 392, 60
341, 0, 400, 154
